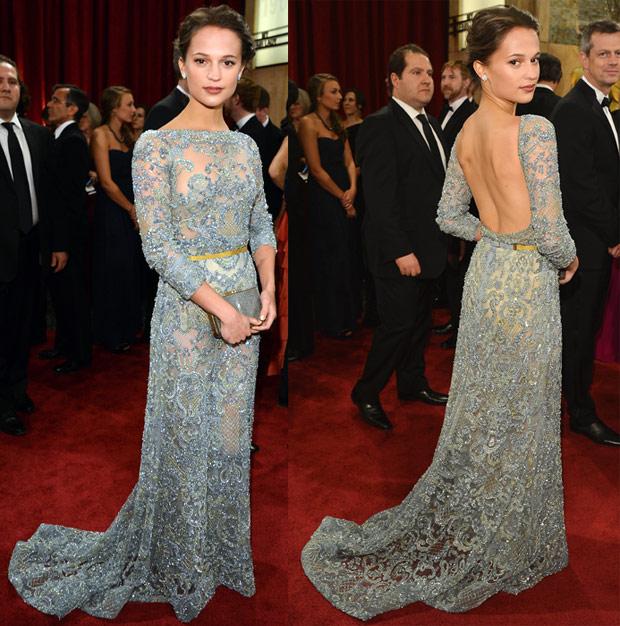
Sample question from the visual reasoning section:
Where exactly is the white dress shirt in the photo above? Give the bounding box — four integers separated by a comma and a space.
54, 119, 75, 139
175, 84, 190, 98
581, 76, 619, 152
236, 112, 255, 130
0, 112, 39, 226
440, 95, 468, 130
392, 97, 446, 169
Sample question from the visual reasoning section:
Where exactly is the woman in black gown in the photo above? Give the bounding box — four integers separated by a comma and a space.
92, 86, 142, 352
298, 73, 358, 338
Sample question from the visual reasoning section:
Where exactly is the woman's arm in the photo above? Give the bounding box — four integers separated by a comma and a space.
268, 136, 288, 191
91, 128, 135, 223
298, 117, 347, 201
342, 138, 357, 216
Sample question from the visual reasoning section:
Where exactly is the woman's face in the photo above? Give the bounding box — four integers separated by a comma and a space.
113, 92, 136, 124
179, 25, 243, 109
477, 27, 540, 105
289, 101, 303, 121
318, 80, 342, 111
342, 91, 359, 116
132, 106, 145, 131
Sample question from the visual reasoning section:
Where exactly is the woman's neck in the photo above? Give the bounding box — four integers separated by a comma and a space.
345, 113, 362, 126
316, 103, 332, 122
108, 116, 123, 133
174, 97, 230, 131
477, 92, 516, 119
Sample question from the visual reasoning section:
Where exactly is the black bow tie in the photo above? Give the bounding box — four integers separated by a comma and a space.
447, 105, 453, 112
601, 96, 611, 109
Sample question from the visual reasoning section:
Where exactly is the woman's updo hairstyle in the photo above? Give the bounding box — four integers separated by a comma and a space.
177, 4, 255, 64
466, 5, 539, 73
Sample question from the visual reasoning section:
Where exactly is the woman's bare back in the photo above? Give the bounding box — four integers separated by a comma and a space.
457, 113, 532, 234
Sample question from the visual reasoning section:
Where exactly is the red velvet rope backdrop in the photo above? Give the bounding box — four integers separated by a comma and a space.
290, 0, 449, 117
1, 0, 244, 123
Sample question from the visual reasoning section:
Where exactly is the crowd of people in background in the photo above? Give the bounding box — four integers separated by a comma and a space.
287, 19, 620, 447
0, 40, 283, 437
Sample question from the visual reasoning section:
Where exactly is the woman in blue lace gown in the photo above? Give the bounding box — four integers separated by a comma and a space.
302, 7, 579, 621
9, 6, 276, 622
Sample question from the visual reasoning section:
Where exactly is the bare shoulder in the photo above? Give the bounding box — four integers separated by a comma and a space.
91, 125, 109, 149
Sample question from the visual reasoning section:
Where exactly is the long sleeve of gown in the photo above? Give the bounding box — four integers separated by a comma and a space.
436, 146, 480, 241
246, 140, 276, 255
519, 116, 576, 270
132, 132, 205, 300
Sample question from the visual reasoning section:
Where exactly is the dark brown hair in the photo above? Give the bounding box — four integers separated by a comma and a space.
177, 4, 255, 65
387, 44, 429, 95
580, 20, 620, 55
467, 5, 539, 71
307, 73, 344, 138
101, 85, 134, 147
235, 77, 261, 112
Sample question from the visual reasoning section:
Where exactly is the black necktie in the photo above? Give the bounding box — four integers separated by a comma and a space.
2, 122, 33, 233
601, 96, 610, 109
417, 113, 444, 172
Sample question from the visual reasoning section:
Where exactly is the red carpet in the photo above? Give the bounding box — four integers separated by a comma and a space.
0, 341, 286, 626
290, 313, 620, 626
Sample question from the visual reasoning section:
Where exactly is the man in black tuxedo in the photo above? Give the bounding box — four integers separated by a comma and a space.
438, 60, 477, 153
44, 84, 91, 373
144, 39, 189, 131
352, 44, 449, 430
435, 60, 478, 348
516, 52, 562, 120
256, 85, 284, 218
0, 56, 67, 435
226, 78, 279, 221
552, 20, 620, 446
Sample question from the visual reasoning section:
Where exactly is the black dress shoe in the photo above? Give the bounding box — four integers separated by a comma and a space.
432, 322, 453, 335
570, 417, 620, 446
54, 359, 88, 374
251, 442, 259, 453
38, 348, 63, 360
441, 334, 457, 349
1, 413, 26, 436
399, 388, 449, 405
15, 394, 35, 413
351, 391, 393, 430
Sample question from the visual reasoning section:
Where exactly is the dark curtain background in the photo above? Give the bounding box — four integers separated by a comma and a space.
290, 0, 449, 117
1, 0, 244, 123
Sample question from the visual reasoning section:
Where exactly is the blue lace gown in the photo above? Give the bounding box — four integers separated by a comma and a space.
8, 130, 276, 622
301, 115, 576, 620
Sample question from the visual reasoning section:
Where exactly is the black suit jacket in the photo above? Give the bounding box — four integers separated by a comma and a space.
438, 99, 477, 154
52, 122, 89, 247
516, 86, 561, 120
144, 87, 189, 131
0, 118, 63, 282
356, 98, 447, 279
238, 114, 282, 219
552, 79, 620, 269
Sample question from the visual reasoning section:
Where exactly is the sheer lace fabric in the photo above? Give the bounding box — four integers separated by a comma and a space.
9, 130, 276, 622
301, 115, 575, 620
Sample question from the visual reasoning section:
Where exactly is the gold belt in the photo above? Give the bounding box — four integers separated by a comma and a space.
189, 245, 247, 261
512, 244, 537, 251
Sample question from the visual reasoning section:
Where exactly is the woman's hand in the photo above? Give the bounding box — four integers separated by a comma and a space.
249, 289, 277, 333
559, 256, 579, 285
219, 307, 254, 345
345, 205, 357, 219
128, 205, 139, 230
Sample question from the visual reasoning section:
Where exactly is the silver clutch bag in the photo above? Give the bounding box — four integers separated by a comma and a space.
206, 287, 261, 339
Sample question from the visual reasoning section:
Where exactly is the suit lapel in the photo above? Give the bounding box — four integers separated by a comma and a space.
575, 80, 619, 159
389, 99, 444, 179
